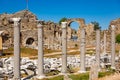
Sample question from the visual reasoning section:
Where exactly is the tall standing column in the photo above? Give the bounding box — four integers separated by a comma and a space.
79, 28, 86, 73
96, 29, 100, 69
103, 31, 107, 54
61, 22, 67, 74
111, 25, 116, 69
12, 18, 21, 80
37, 23, 45, 79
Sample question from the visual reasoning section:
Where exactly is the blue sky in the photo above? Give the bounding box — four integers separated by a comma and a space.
0, 0, 120, 30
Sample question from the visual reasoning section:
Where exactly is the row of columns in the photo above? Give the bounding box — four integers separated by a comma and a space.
12, 17, 116, 80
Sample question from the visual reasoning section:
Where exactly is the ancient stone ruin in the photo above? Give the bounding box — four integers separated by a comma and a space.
0, 10, 120, 80
0, 10, 95, 50
0, 10, 120, 51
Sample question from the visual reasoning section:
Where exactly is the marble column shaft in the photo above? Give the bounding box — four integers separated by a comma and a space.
96, 29, 100, 69
111, 25, 115, 69
12, 18, 21, 80
61, 22, 67, 73
37, 23, 45, 77
80, 28, 86, 72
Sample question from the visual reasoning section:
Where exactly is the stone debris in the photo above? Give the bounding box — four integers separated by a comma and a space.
0, 54, 119, 79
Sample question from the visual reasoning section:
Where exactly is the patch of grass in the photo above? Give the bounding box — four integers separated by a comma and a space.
40, 75, 63, 80
69, 73, 89, 80
44, 49, 61, 54
67, 48, 79, 51
46, 70, 60, 76
98, 69, 115, 78
45, 54, 61, 58
21, 47, 38, 57
48, 76, 63, 80
67, 51, 80, 55
69, 70, 115, 80
2, 47, 61, 58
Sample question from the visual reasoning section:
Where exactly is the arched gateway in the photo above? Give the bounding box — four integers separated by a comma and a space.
65, 18, 86, 41
66, 18, 86, 28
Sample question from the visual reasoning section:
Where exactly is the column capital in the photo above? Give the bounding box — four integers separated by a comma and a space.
37, 23, 43, 28
61, 22, 67, 28
11, 17, 21, 22
111, 25, 115, 30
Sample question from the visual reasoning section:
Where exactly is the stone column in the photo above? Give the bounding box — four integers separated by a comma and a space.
61, 22, 67, 74
103, 31, 107, 54
111, 25, 116, 69
37, 23, 45, 79
78, 28, 86, 73
89, 62, 98, 80
96, 29, 100, 69
12, 18, 21, 80
0, 31, 3, 56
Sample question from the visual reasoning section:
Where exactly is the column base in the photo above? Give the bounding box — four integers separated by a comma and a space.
78, 70, 86, 73
36, 75, 46, 79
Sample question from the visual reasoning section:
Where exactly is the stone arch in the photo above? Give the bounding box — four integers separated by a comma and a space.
67, 18, 85, 28
66, 18, 86, 41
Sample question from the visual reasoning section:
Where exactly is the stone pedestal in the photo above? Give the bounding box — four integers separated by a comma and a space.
111, 25, 116, 69
12, 18, 21, 80
37, 23, 45, 79
78, 28, 86, 73
61, 22, 67, 74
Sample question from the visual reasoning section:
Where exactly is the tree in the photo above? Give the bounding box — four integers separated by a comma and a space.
116, 34, 120, 44
59, 17, 67, 24
91, 21, 101, 30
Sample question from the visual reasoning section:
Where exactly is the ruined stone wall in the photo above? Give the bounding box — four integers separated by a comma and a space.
110, 18, 120, 35
1, 10, 118, 50
0, 10, 62, 49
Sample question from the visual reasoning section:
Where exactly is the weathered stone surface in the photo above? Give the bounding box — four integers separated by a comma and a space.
110, 18, 120, 35
1, 10, 120, 50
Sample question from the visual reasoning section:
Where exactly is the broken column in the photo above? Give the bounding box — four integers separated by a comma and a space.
78, 28, 86, 73
111, 25, 116, 69
89, 62, 98, 80
61, 22, 67, 74
37, 23, 45, 79
96, 29, 100, 69
12, 18, 21, 80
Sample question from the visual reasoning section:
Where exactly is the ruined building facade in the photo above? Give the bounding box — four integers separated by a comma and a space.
0, 10, 119, 50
